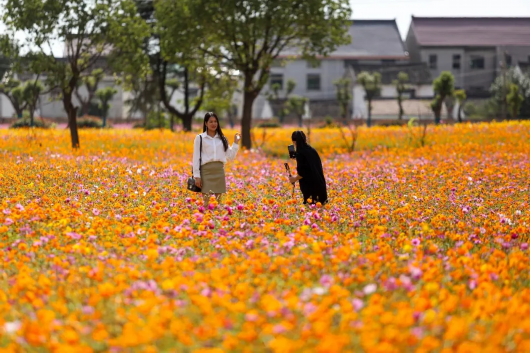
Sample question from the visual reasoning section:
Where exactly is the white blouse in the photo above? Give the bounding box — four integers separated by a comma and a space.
193, 132, 239, 178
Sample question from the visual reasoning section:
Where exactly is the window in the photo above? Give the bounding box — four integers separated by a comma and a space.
269, 74, 283, 90
452, 54, 461, 69
505, 54, 512, 67
307, 60, 321, 68
429, 54, 437, 69
382, 59, 396, 64
307, 74, 321, 90
470, 56, 485, 69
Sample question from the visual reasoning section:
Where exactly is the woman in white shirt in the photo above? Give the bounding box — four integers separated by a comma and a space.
193, 112, 241, 199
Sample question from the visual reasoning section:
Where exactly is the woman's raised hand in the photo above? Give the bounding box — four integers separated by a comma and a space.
234, 133, 241, 144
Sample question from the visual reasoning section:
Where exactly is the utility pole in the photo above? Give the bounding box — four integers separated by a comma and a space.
500, 51, 508, 121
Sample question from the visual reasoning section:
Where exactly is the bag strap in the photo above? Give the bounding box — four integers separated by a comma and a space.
199, 135, 202, 175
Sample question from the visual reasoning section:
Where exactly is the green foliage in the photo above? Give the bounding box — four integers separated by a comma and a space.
202, 73, 240, 120
490, 68, 530, 118
287, 96, 308, 128
463, 100, 499, 120
393, 72, 410, 120
76, 68, 105, 116
454, 89, 467, 123
77, 116, 105, 129
431, 71, 455, 124
124, 75, 158, 123
334, 78, 352, 121
507, 84, 524, 119
2, 0, 150, 148
0, 77, 26, 116
160, 0, 352, 148
95, 86, 118, 127
143, 111, 170, 130
357, 72, 382, 128
266, 79, 297, 124
9, 114, 53, 129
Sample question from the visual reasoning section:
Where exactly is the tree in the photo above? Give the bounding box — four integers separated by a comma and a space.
454, 89, 467, 123
357, 72, 382, 128
266, 79, 296, 124
96, 86, 118, 127
75, 68, 105, 117
491, 67, 530, 119
164, 0, 352, 149
287, 95, 308, 128
334, 77, 352, 123
431, 71, 455, 124
124, 74, 159, 127
202, 73, 240, 126
0, 78, 26, 118
3, 0, 149, 148
142, 0, 211, 132
507, 84, 523, 119
23, 80, 44, 127
393, 72, 409, 120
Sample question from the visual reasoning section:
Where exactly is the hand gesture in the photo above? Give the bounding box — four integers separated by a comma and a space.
234, 133, 241, 144
195, 177, 202, 188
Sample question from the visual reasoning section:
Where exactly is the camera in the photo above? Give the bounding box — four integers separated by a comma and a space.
288, 145, 296, 159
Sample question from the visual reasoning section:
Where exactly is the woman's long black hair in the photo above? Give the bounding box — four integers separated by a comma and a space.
203, 112, 229, 151
291, 130, 309, 149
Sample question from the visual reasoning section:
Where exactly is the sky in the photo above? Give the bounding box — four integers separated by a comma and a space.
350, 0, 530, 39
2, 0, 530, 57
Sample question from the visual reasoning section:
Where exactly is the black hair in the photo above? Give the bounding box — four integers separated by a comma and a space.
203, 112, 229, 151
291, 130, 308, 149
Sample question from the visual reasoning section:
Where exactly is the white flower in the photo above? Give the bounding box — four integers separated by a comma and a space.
3, 321, 21, 334
363, 283, 377, 295
312, 287, 326, 295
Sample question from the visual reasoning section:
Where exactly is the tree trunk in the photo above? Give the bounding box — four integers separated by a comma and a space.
65, 97, 80, 148
83, 102, 89, 116
182, 114, 192, 131
169, 114, 175, 132
457, 104, 463, 123
14, 106, 23, 119
367, 99, 372, 128
434, 109, 441, 125
29, 106, 34, 127
398, 97, 404, 120
241, 89, 256, 150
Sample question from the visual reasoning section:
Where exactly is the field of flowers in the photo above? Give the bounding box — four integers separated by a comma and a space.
0, 122, 529, 352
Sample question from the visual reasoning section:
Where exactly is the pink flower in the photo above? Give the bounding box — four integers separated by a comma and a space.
352, 298, 364, 311
4, 218, 13, 226
273, 324, 287, 334
411, 238, 420, 246
237, 204, 244, 211
92, 208, 100, 216
319, 275, 333, 288
521, 243, 528, 251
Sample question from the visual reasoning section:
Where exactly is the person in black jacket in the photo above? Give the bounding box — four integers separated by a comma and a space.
288, 131, 328, 205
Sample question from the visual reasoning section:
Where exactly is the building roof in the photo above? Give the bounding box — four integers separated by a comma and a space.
410, 16, 530, 47
351, 62, 432, 84
278, 20, 408, 59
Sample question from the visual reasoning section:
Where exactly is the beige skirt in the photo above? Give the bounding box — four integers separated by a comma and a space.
201, 162, 226, 194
